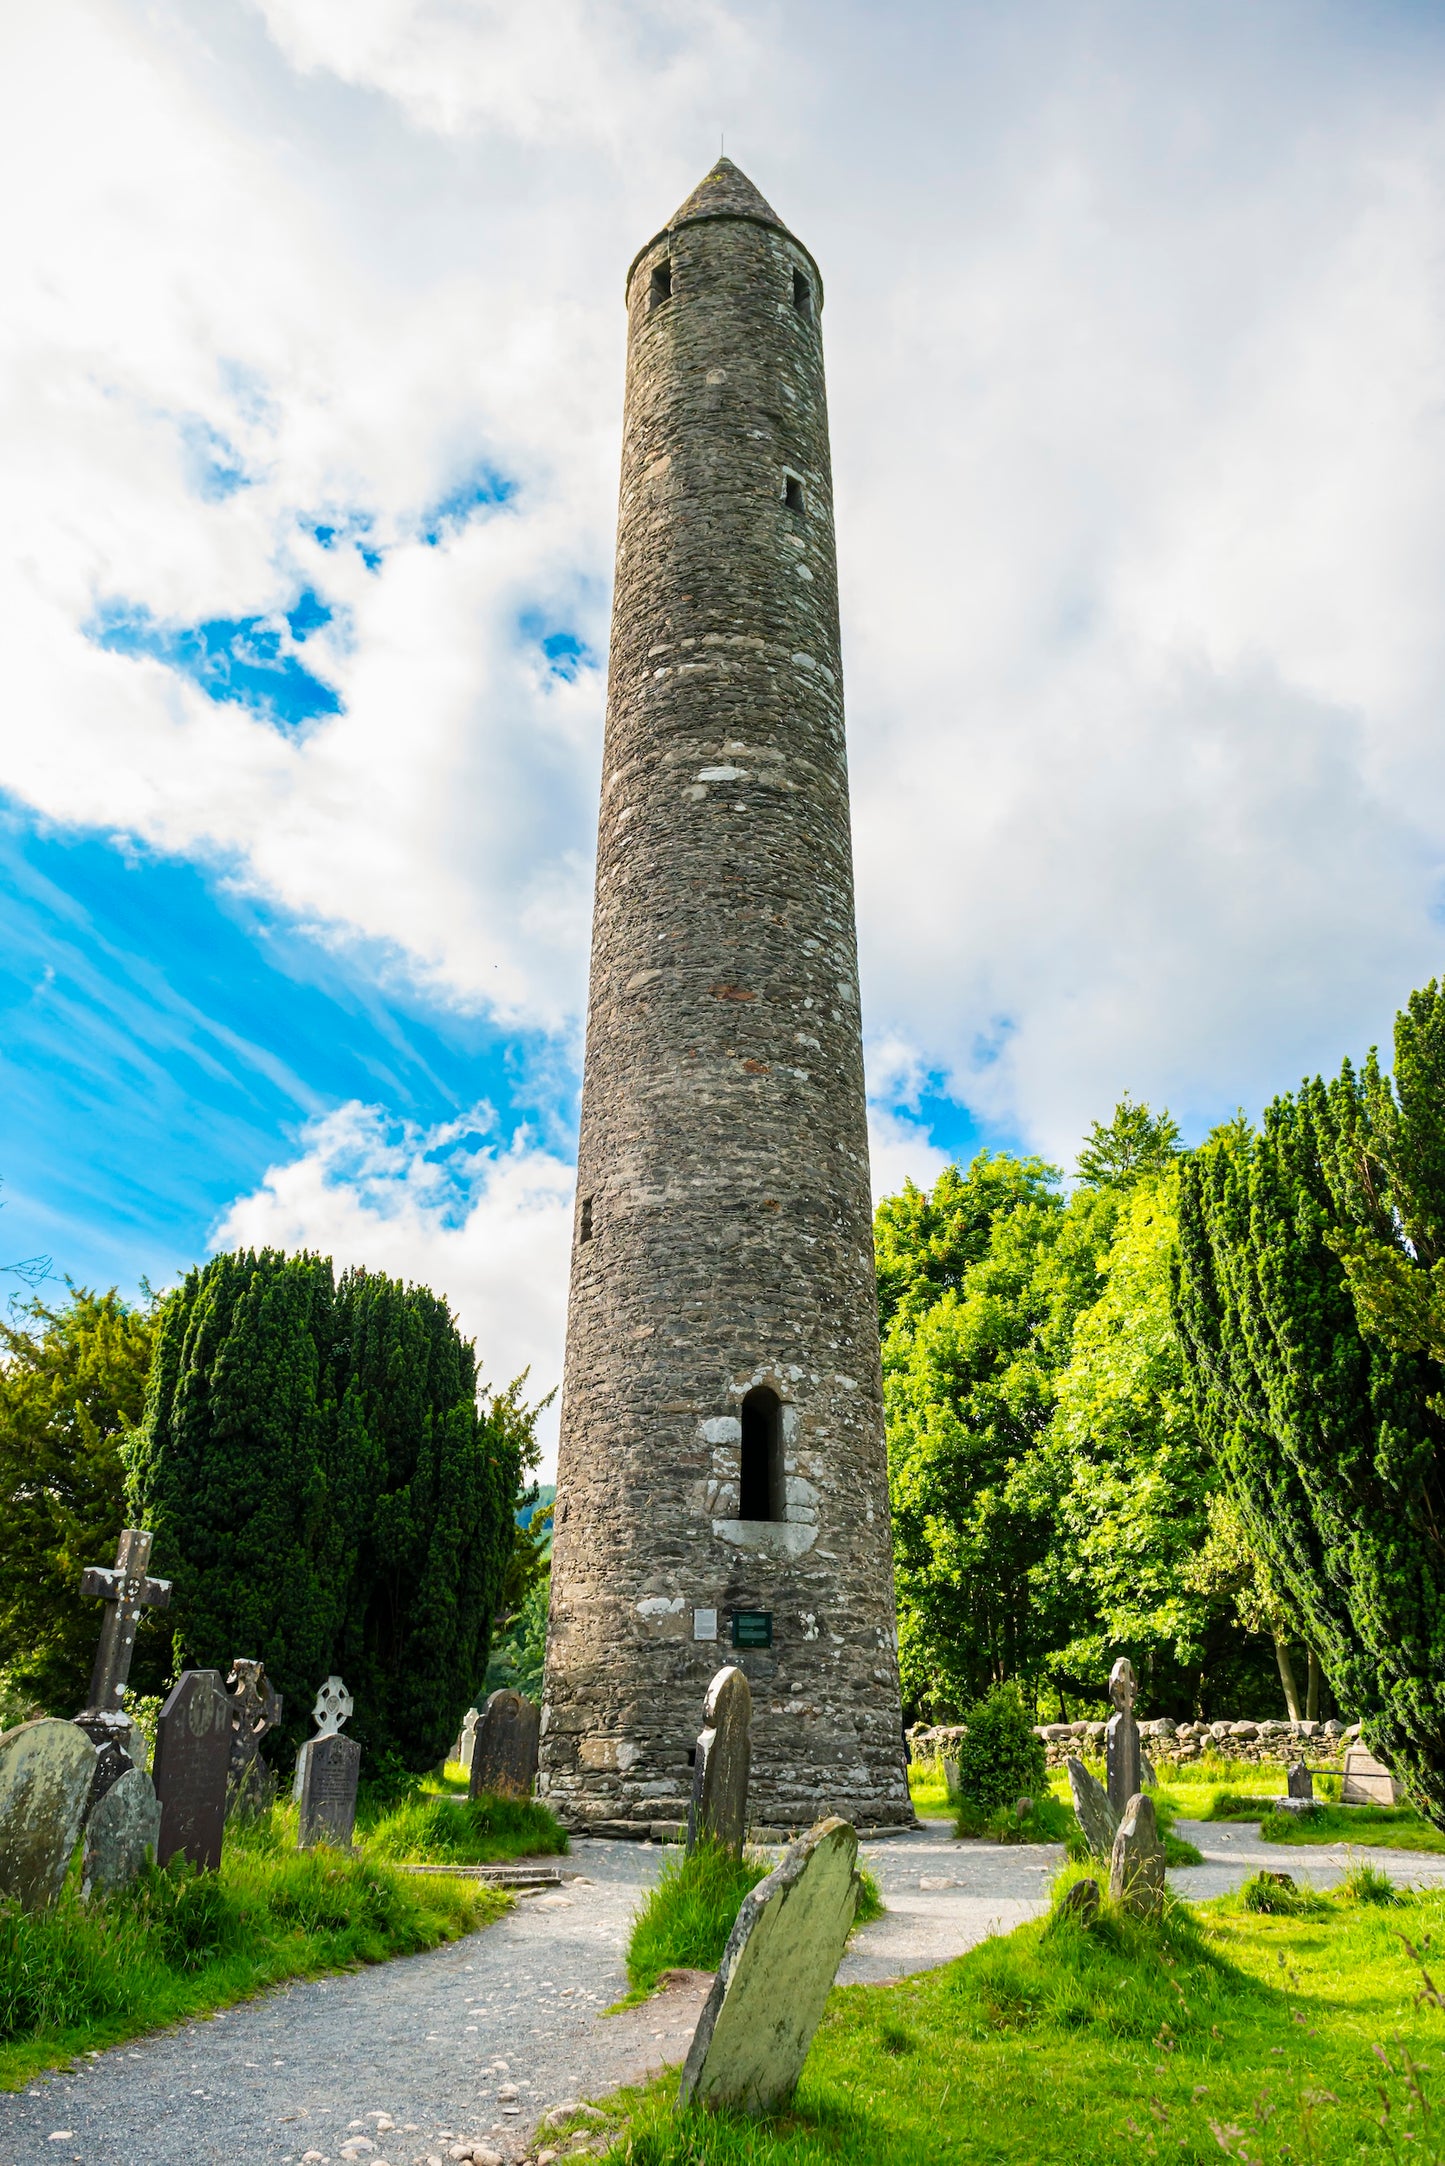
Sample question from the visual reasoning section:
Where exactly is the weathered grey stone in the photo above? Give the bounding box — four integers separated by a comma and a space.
225, 1658, 281, 1819
82, 1766, 160, 1897
538, 158, 909, 1836
1287, 1760, 1314, 1801
1058, 1876, 1100, 1923
0, 1718, 96, 1910
679, 1816, 859, 2112
1106, 1658, 1141, 1816
456, 1708, 480, 1774
298, 1734, 361, 1849
1066, 1756, 1119, 1859
469, 1691, 540, 1801
687, 1666, 751, 1857
1110, 1793, 1166, 1919
153, 1668, 230, 1871
1342, 1742, 1399, 1805
294, 1675, 354, 1799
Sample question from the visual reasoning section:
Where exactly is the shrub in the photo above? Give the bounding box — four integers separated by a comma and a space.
952, 1684, 1047, 1816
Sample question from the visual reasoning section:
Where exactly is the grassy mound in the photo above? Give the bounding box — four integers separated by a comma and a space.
624, 1842, 884, 2004
594, 1880, 1445, 2164
360, 1788, 567, 1864
0, 1817, 504, 2090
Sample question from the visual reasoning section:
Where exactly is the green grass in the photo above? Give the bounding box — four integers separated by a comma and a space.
907, 1759, 953, 1819
591, 1877, 1445, 2163
1257, 1802, 1445, 1852
359, 1787, 568, 1864
0, 1811, 506, 2091
623, 1844, 886, 2008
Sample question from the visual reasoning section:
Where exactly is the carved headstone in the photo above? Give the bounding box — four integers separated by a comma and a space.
298, 1734, 362, 1849
687, 1665, 752, 1857
457, 1707, 480, 1774
82, 1766, 160, 1898
1342, 1742, 1399, 1805
1066, 1756, 1119, 1859
1105, 1658, 1141, 1817
680, 1817, 860, 2114
1110, 1792, 1166, 1919
153, 1669, 231, 1871
0, 1718, 97, 1910
225, 1659, 281, 1818
469, 1690, 540, 1801
1287, 1760, 1314, 1801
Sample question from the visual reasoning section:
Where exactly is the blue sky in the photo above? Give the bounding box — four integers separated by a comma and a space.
7, 0, 1445, 1463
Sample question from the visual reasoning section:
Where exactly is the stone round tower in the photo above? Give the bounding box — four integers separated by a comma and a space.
539, 159, 911, 1836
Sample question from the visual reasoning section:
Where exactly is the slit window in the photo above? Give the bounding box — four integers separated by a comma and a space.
579, 1195, 594, 1243
649, 259, 672, 308
784, 474, 805, 515
739, 1385, 784, 1521
792, 268, 813, 321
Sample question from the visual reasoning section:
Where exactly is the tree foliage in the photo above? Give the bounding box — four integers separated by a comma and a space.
128, 1249, 534, 1772
1174, 981, 1445, 1819
952, 1681, 1048, 1813
0, 1285, 162, 1716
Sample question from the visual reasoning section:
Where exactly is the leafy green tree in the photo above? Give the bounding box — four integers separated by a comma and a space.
0, 1285, 162, 1715
1076, 1096, 1183, 1190
129, 1249, 534, 1772
952, 1682, 1047, 1813
1174, 983, 1445, 1818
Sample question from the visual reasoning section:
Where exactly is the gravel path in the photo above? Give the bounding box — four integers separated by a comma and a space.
6, 1818, 1445, 2165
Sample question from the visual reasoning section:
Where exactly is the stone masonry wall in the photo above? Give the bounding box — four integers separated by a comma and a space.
911, 1719, 1353, 1771
538, 161, 911, 1837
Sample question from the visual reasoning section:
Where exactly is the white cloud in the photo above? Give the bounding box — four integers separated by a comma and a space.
6, 0, 1445, 1189
213, 1101, 574, 1471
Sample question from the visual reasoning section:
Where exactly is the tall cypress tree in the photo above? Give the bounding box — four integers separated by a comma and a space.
1174, 985, 1445, 1819
128, 1249, 531, 1770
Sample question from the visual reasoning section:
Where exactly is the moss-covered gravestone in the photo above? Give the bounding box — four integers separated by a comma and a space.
1110, 1793, 1166, 1919
679, 1817, 860, 2114
0, 1718, 97, 1910
687, 1666, 751, 1857
82, 1766, 160, 1898
1066, 1755, 1119, 1859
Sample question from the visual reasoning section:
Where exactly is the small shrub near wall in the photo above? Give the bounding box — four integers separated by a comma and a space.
952, 1684, 1048, 1813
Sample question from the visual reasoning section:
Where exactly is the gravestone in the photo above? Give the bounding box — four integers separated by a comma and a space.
225, 1658, 281, 1818
1342, 1742, 1399, 1805
1058, 1876, 1100, 1924
942, 1757, 961, 1803
293, 1676, 353, 1800
73, 1527, 170, 1804
82, 1766, 160, 1898
1287, 1760, 1314, 1802
1066, 1756, 1119, 1859
687, 1665, 752, 1857
298, 1734, 362, 1849
469, 1690, 540, 1801
153, 1669, 231, 1871
1109, 1792, 1166, 1919
0, 1718, 97, 1910
679, 1816, 860, 2114
1105, 1657, 1141, 1817
457, 1707, 480, 1774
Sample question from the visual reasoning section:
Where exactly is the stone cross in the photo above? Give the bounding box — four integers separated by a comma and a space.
293, 1675, 353, 1800
680, 1816, 861, 2113
153, 1669, 231, 1871
225, 1658, 282, 1817
687, 1665, 752, 1858
78, 1528, 172, 1720
1105, 1657, 1141, 1817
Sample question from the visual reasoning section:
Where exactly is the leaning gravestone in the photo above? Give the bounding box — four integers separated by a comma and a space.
469, 1690, 540, 1801
225, 1658, 281, 1818
1342, 1741, 1399, 1805
153, 1669, 231, 1871
1106, 1657, 1141, 1817
82, 1766, 161, 1898
1110, 1792, 1166, 1919
1066, 1755, 1119, 1859
0, 1718, 97, 1910
680, 1817, 860, 2114
688, 1665, 752, 1857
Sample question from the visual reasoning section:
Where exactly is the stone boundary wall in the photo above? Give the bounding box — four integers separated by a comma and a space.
910, 1718, 1356, 1771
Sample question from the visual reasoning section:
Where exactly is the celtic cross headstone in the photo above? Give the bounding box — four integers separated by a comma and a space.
1105, 1657, 1141, 1817
292, 1676, 352, 1797
225, 1658, 282, 1818
294, 1676, 361, 1849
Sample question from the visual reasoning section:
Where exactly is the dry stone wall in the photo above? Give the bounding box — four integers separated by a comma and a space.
539, 160, 910, 1836
912, 1718, 1352, 1772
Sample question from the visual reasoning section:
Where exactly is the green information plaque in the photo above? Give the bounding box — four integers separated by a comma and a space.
730, 1610, 773, 1649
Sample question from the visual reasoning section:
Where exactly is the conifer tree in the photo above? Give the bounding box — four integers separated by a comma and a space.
1174, 984, 1445, 1818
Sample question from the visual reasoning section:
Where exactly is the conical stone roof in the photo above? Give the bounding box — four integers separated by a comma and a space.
667, 156, 786, 234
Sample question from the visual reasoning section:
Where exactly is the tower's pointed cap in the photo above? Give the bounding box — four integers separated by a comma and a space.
667, 156, 785, 233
